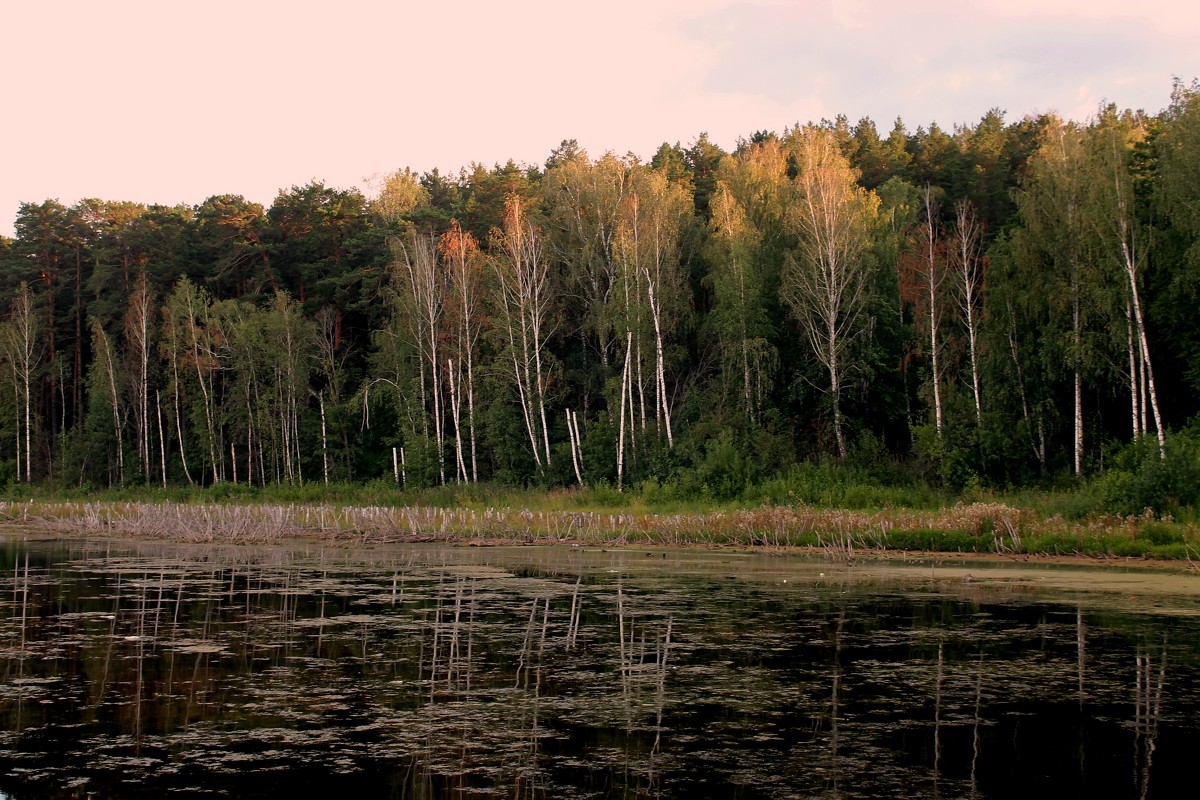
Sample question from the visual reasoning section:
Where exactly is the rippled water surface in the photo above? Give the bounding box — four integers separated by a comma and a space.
3, 535, 1200, 799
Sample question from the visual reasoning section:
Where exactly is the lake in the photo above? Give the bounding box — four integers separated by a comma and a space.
2, 535, 1199, 798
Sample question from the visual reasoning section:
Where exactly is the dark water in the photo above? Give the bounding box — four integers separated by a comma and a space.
2, 536, 1199, 799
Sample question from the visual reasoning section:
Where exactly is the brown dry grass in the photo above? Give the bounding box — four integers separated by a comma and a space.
0, 498, 1175, 555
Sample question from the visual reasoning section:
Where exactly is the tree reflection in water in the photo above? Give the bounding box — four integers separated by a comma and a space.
0, 539, 1199, 799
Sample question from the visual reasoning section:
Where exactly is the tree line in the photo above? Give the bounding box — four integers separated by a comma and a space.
2, 80, 1199, 498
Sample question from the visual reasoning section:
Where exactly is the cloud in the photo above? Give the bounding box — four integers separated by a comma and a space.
678, 0, 1194, 127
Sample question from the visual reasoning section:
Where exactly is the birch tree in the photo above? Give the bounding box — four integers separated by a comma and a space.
490, 193, 555, 472
1089, 107, 1164, 455
917, 185, 947, 435
781, 127, 880, 459
392, 232, 447, 484
3, 284, 39, 482
162, 278, 221, 484
704, 141, 789, 425
949, 199, 985, 425
90, 320, 125, 484
544, 151, 628, 371
707, 179, 775, 425
1019, 119, 1093, 477
262, 293, 312, 484
439, 221, 483, 483
124, 271, 154, 482
616, 165, 691, 449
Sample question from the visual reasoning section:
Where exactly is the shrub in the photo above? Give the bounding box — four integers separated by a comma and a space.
1102, 433, 1200, 516
1136, 521, 1186, 546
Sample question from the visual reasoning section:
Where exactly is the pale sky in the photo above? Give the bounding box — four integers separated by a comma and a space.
2, 0, 1196, 237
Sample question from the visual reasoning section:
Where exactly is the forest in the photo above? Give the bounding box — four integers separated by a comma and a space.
2, 80, 1199, 515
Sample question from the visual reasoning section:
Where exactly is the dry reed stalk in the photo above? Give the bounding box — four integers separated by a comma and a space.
4, 497, 1193, 554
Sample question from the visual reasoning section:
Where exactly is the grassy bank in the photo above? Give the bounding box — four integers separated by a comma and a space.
2, 490, 1197, 562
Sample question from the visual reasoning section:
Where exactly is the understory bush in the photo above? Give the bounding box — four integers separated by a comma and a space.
1100, 433, 1200, 516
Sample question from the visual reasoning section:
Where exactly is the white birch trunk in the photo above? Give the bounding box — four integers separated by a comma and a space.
319, 390, 329, 485
97, 325, 124, 485
567, 410, 583, 486
644, 271, 674, 449
617, 331, 632, 492
923, 187, 943, 436
156, 390, 167, 488
953, 201, 984, 425
448, 358, 466, 484
1074, 293, 1083, 478
170, 343, 193, 486
1127, 303, 1141, 438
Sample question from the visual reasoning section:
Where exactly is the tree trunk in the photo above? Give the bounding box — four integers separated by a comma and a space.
923, 187, 943, 436
567, 410, 583, 486
170, 346, 193, 486
1075, 368, 1083, 477
1127, 303, 1141, 438
448, 358, 467, 483
644, 271, 674, 449
157, 390, 167, 488
828, 323, 847, 460
97, 324, 124, 485
319, 390, 329, 485
617, 331, 633, 491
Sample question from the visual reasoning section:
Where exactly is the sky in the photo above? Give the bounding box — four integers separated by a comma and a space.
2, 0, 1197, 238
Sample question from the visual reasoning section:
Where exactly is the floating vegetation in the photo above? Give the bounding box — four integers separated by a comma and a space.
1, 539, 1200, 798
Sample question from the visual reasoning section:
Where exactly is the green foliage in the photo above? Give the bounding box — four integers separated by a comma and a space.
752, 459, 944, 510
1136, 521, 1185, 545
1100, 433, 1200, 515
882, 528, 982, 552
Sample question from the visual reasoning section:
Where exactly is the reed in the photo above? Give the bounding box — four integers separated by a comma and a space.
0, 499, 1193, 559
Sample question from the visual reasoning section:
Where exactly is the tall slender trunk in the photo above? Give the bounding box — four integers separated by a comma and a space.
828, 323, 846, 460
1111, 130, 1165, 457
186, 316, 219, 484
428, 310, 444, 485
23, 327, 33, 481
97, 325, 124, 485
448, 358, 467, 484
292, 387, 303, 484
1073, 290, 1083, 478
617, 331, 632, 491
278, 378, 291, 483
170, 346, 193, 486
533, 322, 552, 468
506, 319, 541, 469
637, 332, 647, 433
1122, 237, 1165, 457
923, 187, 943, 436
1127, 303, 1141, 438
245, 381, 255, 487
10, 360, 19, 484
494, 196, 554, 472
74, 251, 83, 433
156, 390, 167, 488
127, 276, 152, 485
645, 275, 673, 449
318, 390, 328, 485
466, 354, 477, 483
567, 410, 583, 486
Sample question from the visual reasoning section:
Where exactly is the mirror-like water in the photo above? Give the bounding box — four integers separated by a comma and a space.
2, 535, 1199, 799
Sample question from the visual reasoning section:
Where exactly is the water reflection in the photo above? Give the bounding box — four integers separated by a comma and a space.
1, 538, 1199, 799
